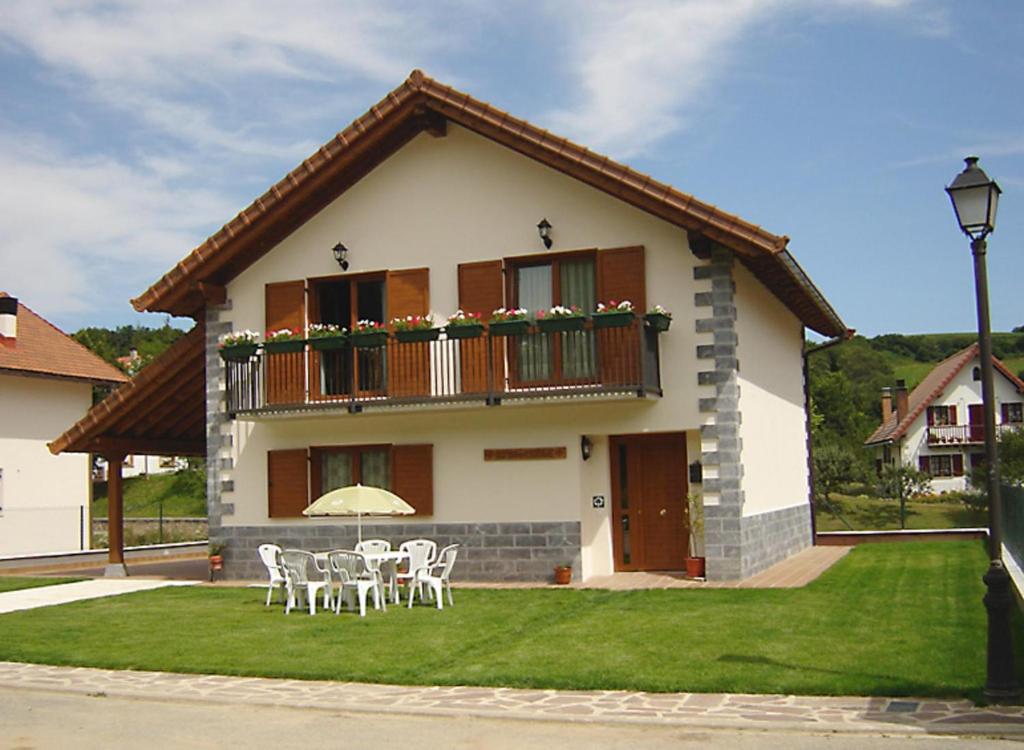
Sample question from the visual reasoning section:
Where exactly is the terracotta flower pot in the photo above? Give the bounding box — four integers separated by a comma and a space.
684, 556, 705, 579
209, 554, 224, 572
553, 565, 572, 585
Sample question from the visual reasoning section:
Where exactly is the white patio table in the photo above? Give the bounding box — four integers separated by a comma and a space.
314, 550, 409, 606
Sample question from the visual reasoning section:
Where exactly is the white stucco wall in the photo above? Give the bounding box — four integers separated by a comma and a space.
0, 372, 92, 554
733, 263, 810, 517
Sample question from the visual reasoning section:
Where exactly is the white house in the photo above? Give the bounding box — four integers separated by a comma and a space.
0, 294, 126, 555
52, 71, 848, 582
865, 344, 1024, 492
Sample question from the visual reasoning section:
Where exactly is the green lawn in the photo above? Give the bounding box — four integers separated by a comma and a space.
815, 494, 985, 532
0, 577, 83, 593
92, 472, 206, 519
0, 542, 1018, 699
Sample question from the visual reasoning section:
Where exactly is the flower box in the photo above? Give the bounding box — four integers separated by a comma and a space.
264, 339, 306, 354
489, 320, 531, 337
395, 328, 441, 343
351, 331, 388, 349
592, 311, 635, 329
444, 323, 485, 340
219, 344, 259, 361
537, 317, 585, 333
309, 336, 348, 351
644, 313, 672, 332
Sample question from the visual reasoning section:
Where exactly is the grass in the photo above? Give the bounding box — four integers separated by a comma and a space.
0, 577, 83, 593
815, 494, 985, 532
0, 542, 1018, 699
92, 472, 206, 519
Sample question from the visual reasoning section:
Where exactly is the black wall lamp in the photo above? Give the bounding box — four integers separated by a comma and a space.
332, 242, 350, 271
537, 218, 553, 249
580, 435, 593, 461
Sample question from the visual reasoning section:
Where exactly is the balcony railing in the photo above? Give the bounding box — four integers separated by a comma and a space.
926, 422, 1023, 445
224, 320, 662, 416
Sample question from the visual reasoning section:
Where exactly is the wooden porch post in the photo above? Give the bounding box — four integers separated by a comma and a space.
105, 453, 128, 577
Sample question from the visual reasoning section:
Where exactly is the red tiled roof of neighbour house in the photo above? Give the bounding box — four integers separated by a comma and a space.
131, 70, 848, 338
864, 343, 1024, 445
0, 293, 127, 386
48, 323, 206, 457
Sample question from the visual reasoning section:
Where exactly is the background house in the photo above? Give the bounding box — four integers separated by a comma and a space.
865, 344, 1024, 492
0, 293, 126, 555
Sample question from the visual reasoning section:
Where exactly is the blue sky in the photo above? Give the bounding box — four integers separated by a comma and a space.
1, 1, 1022, 338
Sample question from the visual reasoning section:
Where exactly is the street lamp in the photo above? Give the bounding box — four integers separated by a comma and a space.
945, 156, 1020, 703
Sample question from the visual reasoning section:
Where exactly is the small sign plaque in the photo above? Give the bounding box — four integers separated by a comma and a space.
592, 495, 606, 508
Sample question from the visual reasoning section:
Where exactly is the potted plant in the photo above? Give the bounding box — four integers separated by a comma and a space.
537, 305, 585, 333
307, 323, 348, 351
644, 304, 673, 332
489, 307, 530, 336
218, 330, 260, 361
553, 563, 572, 585
392, 314, 440, 343
209, 541, 225, 580
350, 319, 388, 348
592, 300, 635, 329
684, 492, 705, 579
264, 327, 306, 354
444, 310, 485, 339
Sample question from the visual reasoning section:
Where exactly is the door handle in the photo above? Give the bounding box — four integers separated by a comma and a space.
659, 508, 667, 517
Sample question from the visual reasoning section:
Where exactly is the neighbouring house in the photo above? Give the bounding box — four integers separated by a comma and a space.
0, 293, 127, 555
94, 454, 186, 481
865, 344, 1024, 493
50, 71, 848, 582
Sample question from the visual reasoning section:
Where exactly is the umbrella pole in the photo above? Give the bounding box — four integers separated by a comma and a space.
358, 513, 363, 545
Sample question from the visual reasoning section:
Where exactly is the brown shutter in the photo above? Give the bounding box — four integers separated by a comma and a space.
596, 246, 646, 386
458, 260, 505, 394
386, 268, 431, 397
948, 405, 957, 425
265, 281, 306, 405
268, 448, 309, 518
391, 444, 433, 516
926, 407, 935, 427
1002, 403, 1010, 423
918, 456, 931, 474
952, 454, 964, 476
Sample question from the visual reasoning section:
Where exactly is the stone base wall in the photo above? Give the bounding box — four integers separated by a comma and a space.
740, 504, 813, 578
220, 521, 581, 583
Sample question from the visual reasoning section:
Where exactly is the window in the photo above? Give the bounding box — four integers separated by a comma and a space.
312, 445, 391, 496
312, 275, 387, 395
1003, 402, 1023, 424
919, 454, 963, 477
927, 405, 956, 427
973, 366, 981, 381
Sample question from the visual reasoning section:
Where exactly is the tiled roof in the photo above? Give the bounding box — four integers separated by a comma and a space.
864, 343, 1024, 445
0, 293, 127, 385
131, 70, 847, 338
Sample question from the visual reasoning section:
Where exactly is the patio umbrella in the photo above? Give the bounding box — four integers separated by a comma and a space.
302, 484, 415, 544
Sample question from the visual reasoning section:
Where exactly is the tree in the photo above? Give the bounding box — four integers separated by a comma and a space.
877, 464, 931, 529
813, 443, 863, 506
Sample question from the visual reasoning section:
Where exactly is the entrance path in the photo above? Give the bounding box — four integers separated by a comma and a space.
1, 661, 1021, 738
0, 579, 196, 614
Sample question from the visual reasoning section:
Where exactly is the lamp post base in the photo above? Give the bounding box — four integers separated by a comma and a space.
983, 560, 1021, 703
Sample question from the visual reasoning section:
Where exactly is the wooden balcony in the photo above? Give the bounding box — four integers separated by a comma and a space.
926, 422, 1022, 445
224, 320, 662, 416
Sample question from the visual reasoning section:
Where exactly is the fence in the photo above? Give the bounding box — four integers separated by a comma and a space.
1003, 484, 1024, 599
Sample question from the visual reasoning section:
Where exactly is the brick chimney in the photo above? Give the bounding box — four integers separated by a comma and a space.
881, 387, 893, 422
894, 379, 909, 423
0, 296, 17, 347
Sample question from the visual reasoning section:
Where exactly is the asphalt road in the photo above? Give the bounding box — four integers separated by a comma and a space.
0, 687, 1015, 750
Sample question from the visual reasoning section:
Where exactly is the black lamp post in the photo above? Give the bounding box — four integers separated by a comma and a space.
946, 156, 1020, 703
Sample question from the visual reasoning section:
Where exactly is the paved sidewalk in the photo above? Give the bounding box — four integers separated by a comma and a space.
0, 579, 197, 614
1, 661, 1021, 737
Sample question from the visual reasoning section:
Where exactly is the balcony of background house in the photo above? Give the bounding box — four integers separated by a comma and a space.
926, 421, 1023, 445
223, 319, 663, 416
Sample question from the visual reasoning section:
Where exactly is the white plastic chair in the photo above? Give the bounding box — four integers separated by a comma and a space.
257, 543, 286, 607
329, 550, 384, 617
356, 539, 399, 603
280, 549, 332, 615
396, 539, 437, 602
407, 544, 459, 609
355, 539, 391, 555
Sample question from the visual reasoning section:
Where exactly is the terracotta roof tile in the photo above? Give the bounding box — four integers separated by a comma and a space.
0, 293, 127, 385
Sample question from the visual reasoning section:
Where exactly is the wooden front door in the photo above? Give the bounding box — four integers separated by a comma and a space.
610, 433, 688, 571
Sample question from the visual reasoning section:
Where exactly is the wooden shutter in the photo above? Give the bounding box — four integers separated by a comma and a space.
1002, 404, 1010, 423
268, 448, 309, 518
918, 456, 931, 474
926, 407, 935, 427
952, 454, 964, 477
597, 246, 646, 386
386, 268, 430, 397
458, 260, 504, 395
391, 444, 433, 516
265, 281, 306, 405
948, 405, 957, 425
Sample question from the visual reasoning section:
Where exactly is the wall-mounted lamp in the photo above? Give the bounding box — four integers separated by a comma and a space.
332, 242, 350, 271
580, 435, 593, 461
537, 218, 553, 249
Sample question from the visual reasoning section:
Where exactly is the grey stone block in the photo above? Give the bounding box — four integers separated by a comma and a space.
694, 292, 713, 307
696, 344, 715, 359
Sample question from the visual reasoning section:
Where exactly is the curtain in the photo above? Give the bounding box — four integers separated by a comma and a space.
560, 259, 596, 379
361, 449, 391, 490
517, 265, 552, 381
322, 453, 353, 493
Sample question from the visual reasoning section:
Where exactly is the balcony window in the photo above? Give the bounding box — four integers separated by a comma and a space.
1003, 402, 1023, 424
926, 405, 956, 427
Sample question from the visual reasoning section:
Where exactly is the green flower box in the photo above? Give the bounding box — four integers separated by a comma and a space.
644, 313, 672, 332
592, 311, 635, 329
489, 320, 531, 337
395, 328, 441, 343
351, 331, 388, 349
537, 317, 585, 333
309, 336, 348, 351
219, 344, 259, 361
264, 339, 306, 354
444, 323, 485, 340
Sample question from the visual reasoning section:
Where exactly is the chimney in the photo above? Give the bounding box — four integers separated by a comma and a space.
0, 297, 17, 346
894, 379, 909, 423
881, 387, 893, 422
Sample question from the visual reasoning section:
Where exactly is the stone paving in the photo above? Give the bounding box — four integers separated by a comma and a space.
0, 579, 197, 614
1, 661, 1022, 737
